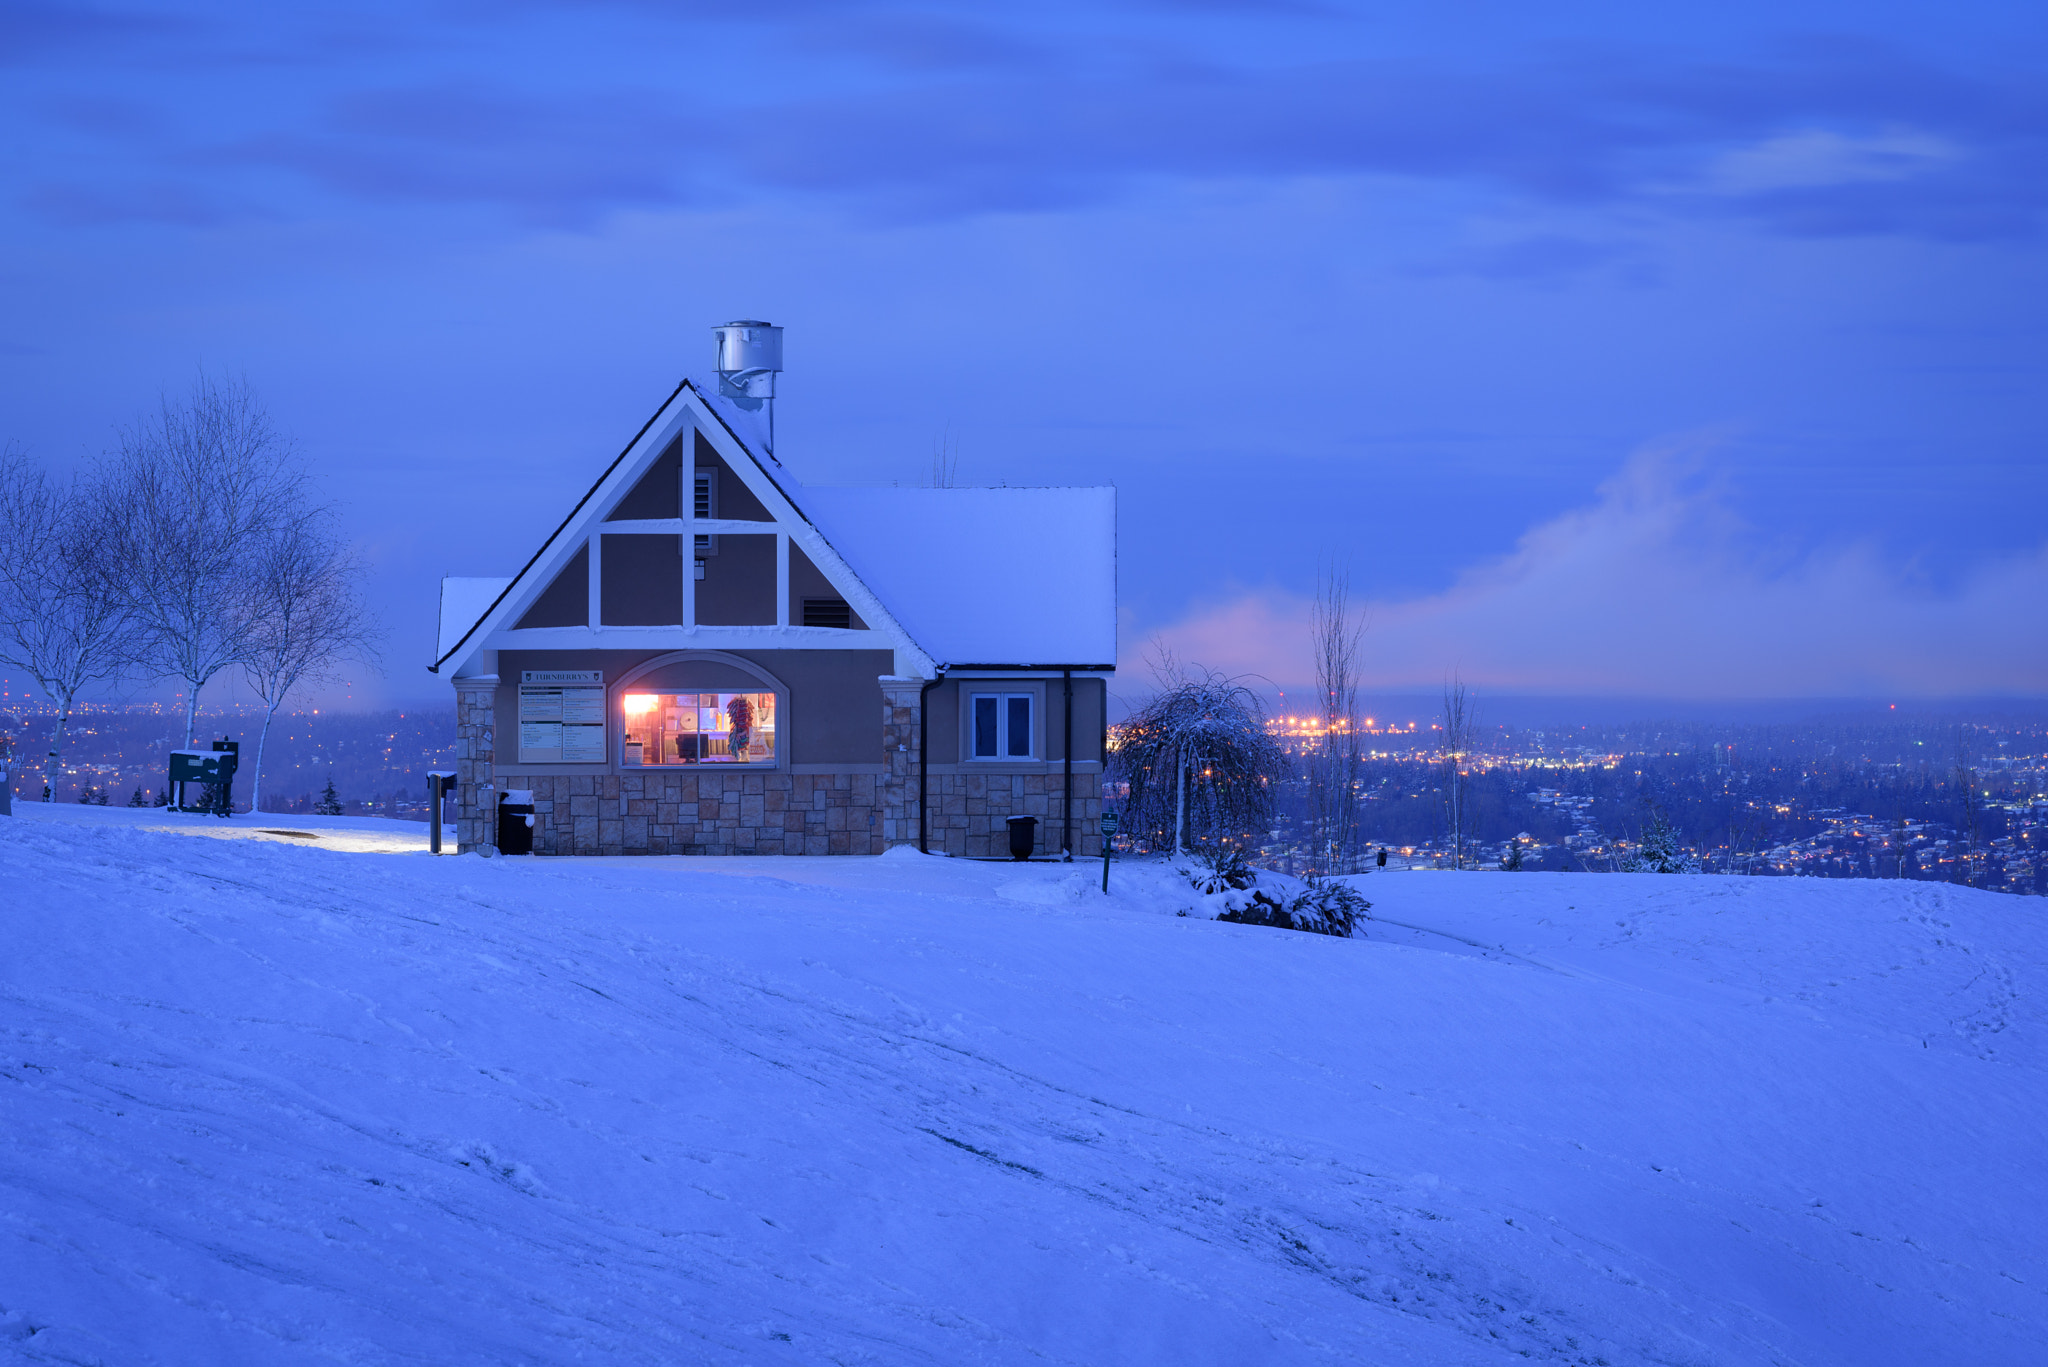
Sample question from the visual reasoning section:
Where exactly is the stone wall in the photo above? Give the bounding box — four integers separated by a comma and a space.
921, 771, 1102, 859
454, 678, 498, 854
454, 672, 1100, 858
879, 676, 922, 848
504, 770, 885, 855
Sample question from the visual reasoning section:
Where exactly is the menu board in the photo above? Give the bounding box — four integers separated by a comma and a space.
518, 670, 606, 764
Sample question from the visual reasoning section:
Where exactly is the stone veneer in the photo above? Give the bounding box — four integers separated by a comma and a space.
454, 678, 498, 853
919, 773, 1102, 859
510, 771, 885, 855
455, 672, 1096, 858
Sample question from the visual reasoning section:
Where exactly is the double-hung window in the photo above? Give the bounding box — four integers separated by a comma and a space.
970, 692, 1033, 760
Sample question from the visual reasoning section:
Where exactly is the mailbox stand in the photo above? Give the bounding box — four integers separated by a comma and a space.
427, 771, 456, 854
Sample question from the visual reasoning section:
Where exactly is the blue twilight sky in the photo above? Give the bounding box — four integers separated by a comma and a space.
3, 0, 2045, 708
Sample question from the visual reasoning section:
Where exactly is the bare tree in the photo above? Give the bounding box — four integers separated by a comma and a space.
1441, 678, 1476, 869
1952, 727, 1981, 888
929, 427, 959, 488
94, 376, 308, 749
1304, 564, 1365, 873
240, 516, 379, 814
1111, 665, 1285, 855
0, 452, 137, 802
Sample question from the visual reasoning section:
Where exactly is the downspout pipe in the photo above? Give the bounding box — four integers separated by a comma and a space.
1062, 670, 1073, 858
918, 668, 946, 853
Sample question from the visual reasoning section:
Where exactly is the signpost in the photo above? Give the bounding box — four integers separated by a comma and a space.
1100, 808, 1119, 892
168, 743, 238, 816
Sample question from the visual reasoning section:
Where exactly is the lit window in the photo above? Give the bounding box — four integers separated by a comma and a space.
622, 690, 776, 765
970, 692, 1033, 760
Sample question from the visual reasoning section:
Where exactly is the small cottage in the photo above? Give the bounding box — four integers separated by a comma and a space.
431, 322, 1116, 858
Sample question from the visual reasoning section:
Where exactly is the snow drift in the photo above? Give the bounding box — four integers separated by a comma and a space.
2, 808, 2043, 1364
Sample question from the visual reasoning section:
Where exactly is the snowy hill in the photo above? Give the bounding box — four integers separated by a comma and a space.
3, 810, 2043, 1365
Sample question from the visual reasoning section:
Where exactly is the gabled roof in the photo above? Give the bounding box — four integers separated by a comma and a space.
439, 577, 512, 661
432, 376, 1116, 676
801, 486, 1116, 667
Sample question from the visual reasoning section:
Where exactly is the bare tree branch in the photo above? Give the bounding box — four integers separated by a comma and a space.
1306, 563, 1366, 873
1441, 677, 1475, 870
92, 374, 311, 750
0, 450, 139, 802
241, 514, 381, 814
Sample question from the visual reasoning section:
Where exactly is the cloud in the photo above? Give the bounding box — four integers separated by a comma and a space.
17, 22, 2046, 240
22, 178, 243, 228
788, 13, 1054, 71
0, 1, 194, 66
1404, 234, 1647, 282
1701, 128, 1961, 194
1139, 440, 2048, 699
223, 86, 699, 225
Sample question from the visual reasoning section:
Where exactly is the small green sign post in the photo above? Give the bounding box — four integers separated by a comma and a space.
1100, 808, 1120, 892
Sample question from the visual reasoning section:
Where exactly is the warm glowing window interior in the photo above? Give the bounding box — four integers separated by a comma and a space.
622, 690, 776, 765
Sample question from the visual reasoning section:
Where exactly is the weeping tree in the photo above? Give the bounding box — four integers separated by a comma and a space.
1111, 667, 1286, 854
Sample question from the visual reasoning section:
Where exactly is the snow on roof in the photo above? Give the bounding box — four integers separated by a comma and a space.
689, 377, 773, 464
800, 486, 1116, 666
439, 577, 512, 664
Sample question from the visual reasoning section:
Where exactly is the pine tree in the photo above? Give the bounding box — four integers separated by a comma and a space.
315, 777, 343, 816
126, 785, 146, 807
1621, 804, 1699, 873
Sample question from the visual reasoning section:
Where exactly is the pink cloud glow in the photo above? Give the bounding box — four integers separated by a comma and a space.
1135, 442, 2048, 698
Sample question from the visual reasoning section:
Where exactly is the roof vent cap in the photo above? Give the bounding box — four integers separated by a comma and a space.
713, 320, 782, 401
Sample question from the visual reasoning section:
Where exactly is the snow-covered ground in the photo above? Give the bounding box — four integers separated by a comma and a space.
5, 801, 446, 854
3, 806, 2043, 1365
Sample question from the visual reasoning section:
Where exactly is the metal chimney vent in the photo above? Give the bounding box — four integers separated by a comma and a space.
712, 320, 783, 452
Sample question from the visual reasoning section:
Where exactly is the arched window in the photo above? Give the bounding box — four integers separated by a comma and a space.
615, 652, 787, 769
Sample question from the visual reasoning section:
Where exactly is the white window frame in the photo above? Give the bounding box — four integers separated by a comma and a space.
614, 651, 789, 771
968, 691, 1035, 761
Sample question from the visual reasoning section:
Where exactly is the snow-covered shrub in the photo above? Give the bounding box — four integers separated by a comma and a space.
1286, 875, 1370, 936
1191, 859, 1369, 938
1187, 845, 1256, 895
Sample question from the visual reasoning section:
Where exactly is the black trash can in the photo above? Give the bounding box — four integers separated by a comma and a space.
1005, 814, 1038, 861
497, 789, 536, 855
